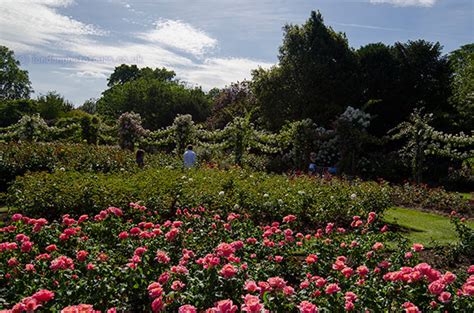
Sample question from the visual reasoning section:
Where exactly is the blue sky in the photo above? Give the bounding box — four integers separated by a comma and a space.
0, 0, 472, 105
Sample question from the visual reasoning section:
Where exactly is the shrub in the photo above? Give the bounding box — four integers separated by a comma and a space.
8, 167, 391, 223
0, 206, 472, 311
390, 182, 471, 215
0, 142, 179, 191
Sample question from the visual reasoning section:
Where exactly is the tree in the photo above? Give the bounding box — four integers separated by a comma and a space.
98, 66, 211, 130
0, 99, 38, 127
392, 40, 452, 129
356, 43, 399, 136
206, 81, 257, 129
107, 64, 176, 87
449, 44, 474, 131
253, 11, 360, 130
37, 91, 73, 121
390, 109, 473, 183
357, 40, 453, 135
0, 46, 32, 100
78, 98, 98, 115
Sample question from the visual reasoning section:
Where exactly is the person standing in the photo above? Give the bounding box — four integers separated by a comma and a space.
136, 149, 145, 168
183, 145, 197, 168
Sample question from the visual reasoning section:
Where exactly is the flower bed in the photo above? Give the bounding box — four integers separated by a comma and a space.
8, 168, 391, 224
390, 182, 471, 215
1, 204, 472, 312
0, 142, 179, 191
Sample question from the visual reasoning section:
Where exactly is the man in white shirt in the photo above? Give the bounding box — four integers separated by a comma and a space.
183, 145, 197, 168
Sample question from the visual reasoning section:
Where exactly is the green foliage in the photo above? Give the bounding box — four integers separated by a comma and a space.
390, 182, 470, 215
0, 99, 38, 127
253, 11, 360, 130
390, 109, 474, 183
5, 114, 49, 142
8, 167, 392, 223
97, 66, 210, 130
449, 213, 474, 264
107, 64, 175, 87
36, 91, 73, 121
206, 81, 257, 129
449, 44, 474, 131
0, 141, 180, 191
0, 45, 32, 100
77, 98, 98, 115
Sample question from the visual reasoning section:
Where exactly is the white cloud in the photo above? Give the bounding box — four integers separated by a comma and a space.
0, 0, 272, 102
369, 0, 437, 7
183, 58, 273, 90
139, 20, 217, 56
0, 0, 103, 53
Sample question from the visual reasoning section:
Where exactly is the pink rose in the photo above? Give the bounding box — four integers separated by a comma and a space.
325, 283, 341, 295
438, 291, 451, 303
428, 280, 445, 295
179, 305, 197, 313
215, 299, 238, 313
298, 301, 318, 313
219, 264, 238, 279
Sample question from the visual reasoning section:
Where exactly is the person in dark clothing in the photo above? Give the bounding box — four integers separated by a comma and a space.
136, 149, 145, 168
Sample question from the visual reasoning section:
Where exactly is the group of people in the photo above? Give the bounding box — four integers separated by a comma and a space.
308, 151, 337, 177
135, 145, 197, 169
137, 146, 335, 176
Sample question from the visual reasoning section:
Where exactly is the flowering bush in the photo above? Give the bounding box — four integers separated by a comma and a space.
0, 142, 180, 191
390, 182, 471, 215
1, 205, 472, 312
9, 167, 391, 222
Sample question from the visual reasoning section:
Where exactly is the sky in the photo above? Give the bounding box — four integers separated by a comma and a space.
0, 0, 472, 106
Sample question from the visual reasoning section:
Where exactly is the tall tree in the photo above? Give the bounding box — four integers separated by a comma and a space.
253, 11, 360, 130
356, 43, 399, 135
98, 66, 210, 130
37, 91, 73, 121
449, 44, 474, 131
107, 64, 176, 87
357, 40, 453, 135
0, 46, 32, 100
393, 40, 452, 129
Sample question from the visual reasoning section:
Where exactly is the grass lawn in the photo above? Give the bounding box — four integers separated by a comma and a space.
459, 192, 472, 200
383, 207, 474, 247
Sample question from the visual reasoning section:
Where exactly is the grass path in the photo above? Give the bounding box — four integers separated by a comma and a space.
383, 207, 473, 247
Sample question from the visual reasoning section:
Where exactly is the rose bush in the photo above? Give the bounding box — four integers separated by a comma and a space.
8, 167, 391, 223
0, 142, 180, 191
1, 204, 472, 312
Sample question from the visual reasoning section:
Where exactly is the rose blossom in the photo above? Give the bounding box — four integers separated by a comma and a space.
428, 280, 445, 295
298, 301, 318, 313
244, 280, 259, 293
220, 264, 238, 279
241, 294, 264, 313
179, 305, 197, 313
215, 299, 238, 313
438, 291, 451, 303
412, 243, 424, 252
325, 283, 341, 294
